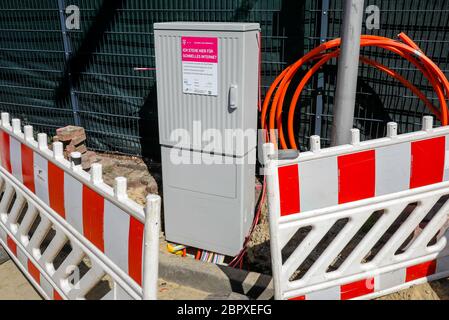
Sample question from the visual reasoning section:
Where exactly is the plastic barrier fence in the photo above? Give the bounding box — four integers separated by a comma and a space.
264, 117, 449, 300
0, 113, 160, 300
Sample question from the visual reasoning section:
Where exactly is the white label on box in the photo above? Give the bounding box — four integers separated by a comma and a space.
181, 36, 218, 96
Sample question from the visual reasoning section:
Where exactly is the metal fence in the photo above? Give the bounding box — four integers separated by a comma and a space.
0, 0, 448, 156
0, 0, 314, 158
317, 0, 449, 147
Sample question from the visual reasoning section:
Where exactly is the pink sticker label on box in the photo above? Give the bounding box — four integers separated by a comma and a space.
181, 37, 218, 63
181, 36, 219, 96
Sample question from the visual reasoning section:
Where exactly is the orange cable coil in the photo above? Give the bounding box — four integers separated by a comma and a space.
261, 34, 449, 150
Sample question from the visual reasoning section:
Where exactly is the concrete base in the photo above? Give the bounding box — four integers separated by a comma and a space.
159, 251, 273, 300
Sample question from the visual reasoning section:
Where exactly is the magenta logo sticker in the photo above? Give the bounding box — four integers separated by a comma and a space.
181, 37, 218, 63
181, 36, 219, 96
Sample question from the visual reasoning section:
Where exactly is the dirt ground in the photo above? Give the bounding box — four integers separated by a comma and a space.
0, 260, 41, 300
0, 259, 208, 300
94, 153, 160, 205
376, 278, 449, 300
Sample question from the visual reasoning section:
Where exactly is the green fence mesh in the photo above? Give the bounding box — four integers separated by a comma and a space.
0, 1, 448, 157
0, 0, 314, 158
0, 0, 73, 135
319, 0, 449, 146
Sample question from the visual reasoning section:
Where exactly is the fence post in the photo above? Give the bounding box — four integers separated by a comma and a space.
314, 0, 330, 137
57, 0, 81, 126
142, 194, 161, 300
331, 0, 364, 146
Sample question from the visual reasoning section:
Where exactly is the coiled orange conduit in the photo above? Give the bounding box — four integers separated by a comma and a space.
261, 34, 449, 150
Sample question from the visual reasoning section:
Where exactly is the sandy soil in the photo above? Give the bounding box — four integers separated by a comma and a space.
91, 152, 160, 205
0, 261, 41, 300
0, 258, 209, 300
377, 279, 449, 300
158, 279, 209, 300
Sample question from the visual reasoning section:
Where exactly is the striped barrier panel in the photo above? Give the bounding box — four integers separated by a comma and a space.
264, 117, 449, 300
0, 112, 161, 300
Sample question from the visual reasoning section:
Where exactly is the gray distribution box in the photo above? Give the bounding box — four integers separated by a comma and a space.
154, 22, 260, 256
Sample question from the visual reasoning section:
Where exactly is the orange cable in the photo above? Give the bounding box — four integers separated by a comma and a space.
262, 34, 449, 150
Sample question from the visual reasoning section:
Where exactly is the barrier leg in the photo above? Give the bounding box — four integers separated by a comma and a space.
263, 143, 283, 300
142, 194, 161, 300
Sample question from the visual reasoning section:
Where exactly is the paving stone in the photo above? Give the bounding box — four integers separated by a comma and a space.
55, 126, 86, 142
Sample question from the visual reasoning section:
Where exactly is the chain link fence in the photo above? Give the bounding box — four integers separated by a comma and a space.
0, 0, 313, 158
317, 0, 449, 146
0, 0, 448, 157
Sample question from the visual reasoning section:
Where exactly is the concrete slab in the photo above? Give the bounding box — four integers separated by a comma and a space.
159, 251, 274, 300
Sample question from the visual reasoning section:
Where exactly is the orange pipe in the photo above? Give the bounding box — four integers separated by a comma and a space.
286, 52, 440, 150
360, 57, 441, 120
262, 34, 449, 150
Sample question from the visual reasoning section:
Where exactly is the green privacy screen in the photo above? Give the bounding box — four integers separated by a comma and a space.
0, 0, 448, 157
0, 0, 315, 158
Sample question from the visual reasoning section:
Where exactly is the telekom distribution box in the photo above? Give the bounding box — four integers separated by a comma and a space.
154, 22, 260, 256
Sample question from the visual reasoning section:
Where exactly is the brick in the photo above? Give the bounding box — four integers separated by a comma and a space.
76, 144, 87, 154
55, 126, 86, 142
81, 151, 97, 170
65, 143, 87, 154
65, 144, 75, 153
70, 134, 87, 146
57, 134, 86, 146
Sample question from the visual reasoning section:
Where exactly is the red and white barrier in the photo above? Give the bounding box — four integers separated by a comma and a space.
265, 117, 449, 300
0, 232, 64, 300
275, 119, 449, 216
0, 113, 161, 300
